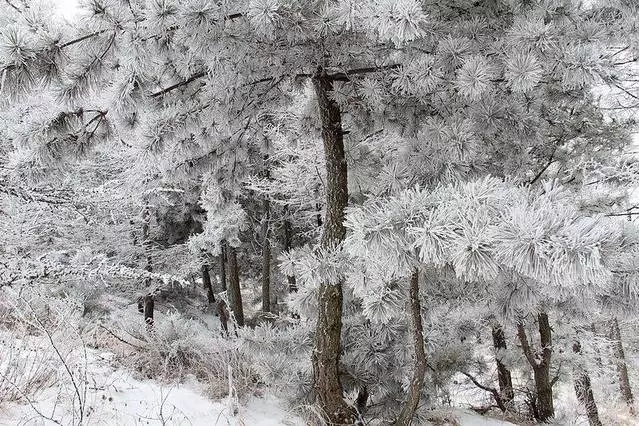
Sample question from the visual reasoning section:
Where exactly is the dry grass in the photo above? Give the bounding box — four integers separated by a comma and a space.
113, 310, 257, 400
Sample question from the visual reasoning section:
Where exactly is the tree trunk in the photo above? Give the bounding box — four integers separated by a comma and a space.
590, 323, 603, 372
535, 312, 554, 422
226, 244, 244, 327
609, 317, 634, 410
141, 206, 153, 287
202, 264, 215, 304
395, 270, 427, 425
283, 215, 298, 292
219, 241, 227, 291
492, 324, 514, 405
516, 312, 554, 422
316, 201, 323, 227
573, 340, 602, 426
217, 299, 229, 336
261, 198, 271, 313
143, 294, 154, 330
311, 66, 356, 425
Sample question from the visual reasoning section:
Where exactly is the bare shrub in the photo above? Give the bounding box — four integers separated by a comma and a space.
0, 286, 89, 424
0, 330, 57, 405
121, 311, 256, 399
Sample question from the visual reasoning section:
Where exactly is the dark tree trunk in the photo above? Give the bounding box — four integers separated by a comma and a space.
226, 244, 244, 327
202, 264, 215, 304
609, 317, 634, 410
283, 215, 298, 292
310, 66, 356, 425
590, 323, 603, 372
216, 299, 229, 336
356, 386, 369, 416
261, 198, 271, 313
219, 241, 227, 291
535, 312, 554, 422
316, 201, 323, 228
130, 219, 138, 245
143, 294, 154, 330
517, 312, 554, 422
492, 324, 514, 405
395, 270, 427, 425
141, 207, 153, 287
573, 340, 602, 426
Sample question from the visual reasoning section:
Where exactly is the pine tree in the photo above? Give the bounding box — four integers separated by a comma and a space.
4, 0, 639, 423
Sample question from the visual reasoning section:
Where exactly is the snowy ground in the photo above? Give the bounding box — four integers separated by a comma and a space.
0, 344, 305, 426
0, 341, 523, 426
0, 333, 523, 426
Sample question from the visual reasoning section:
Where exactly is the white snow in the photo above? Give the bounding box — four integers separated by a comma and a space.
0, 344, 304, 426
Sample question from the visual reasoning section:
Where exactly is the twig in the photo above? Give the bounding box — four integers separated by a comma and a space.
98, 324, 145, 349
21, 299, 85, 424
459, 371, 507, 412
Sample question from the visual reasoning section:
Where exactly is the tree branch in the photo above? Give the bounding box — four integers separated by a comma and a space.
59, 30, 110, 49
4, 0, 21, 13
150, 63, 403, 98
150, 71, 207, 97
328, 64, 401, 81
528, 142, 559, 186
460, 371, 507, 412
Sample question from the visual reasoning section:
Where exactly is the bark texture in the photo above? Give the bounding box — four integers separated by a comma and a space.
395, 270, 427, 425
217, 299, 230, 336
143, 294, 154, 330
492, 324, 514, 405
202, 264, 215, 304
311, 66, 355, 425
261, 198, 271, 313
219, 241, 227, 291
609, 317, 634, 410
590, 323, 603, 371
517, 312, 554, 422
572, 340, 602, 426
283, 215, 298, 292
141, 207, 153, 287
226, 244, 244, 327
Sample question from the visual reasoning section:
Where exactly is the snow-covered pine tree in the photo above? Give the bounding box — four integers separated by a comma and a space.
4, 0, 639, 423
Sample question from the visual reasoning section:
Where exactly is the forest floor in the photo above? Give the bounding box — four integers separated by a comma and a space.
0, 335, 522, 425
0, 339, 305, 425
0, 284, 635, 425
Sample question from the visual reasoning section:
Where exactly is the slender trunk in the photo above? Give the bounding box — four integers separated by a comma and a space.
573, 340, 602, 426
356, 386, 369, 416
316, 201, 323, 228
590, 323, 603, 372
262, 198, 271, 313
143, 294, 154, 330
283, 214, 298, 292
217, 299, 229, 336
516, 312, 554, 422
226, 244, 244, 327
311, 66, 355, 425
395, 270, 427, 425
492, 324, 514, 405
219, 242, 227, 291
130, 219, 138, 246
609, 317, 634, 410
202, 264, 215, 304
142, 207, 153, 287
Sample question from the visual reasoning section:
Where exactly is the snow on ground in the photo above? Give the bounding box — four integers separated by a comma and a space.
0, 339, 520, 426
0, 336, 524, 426
0, 344, 304, 426
455, 410, 517, 426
